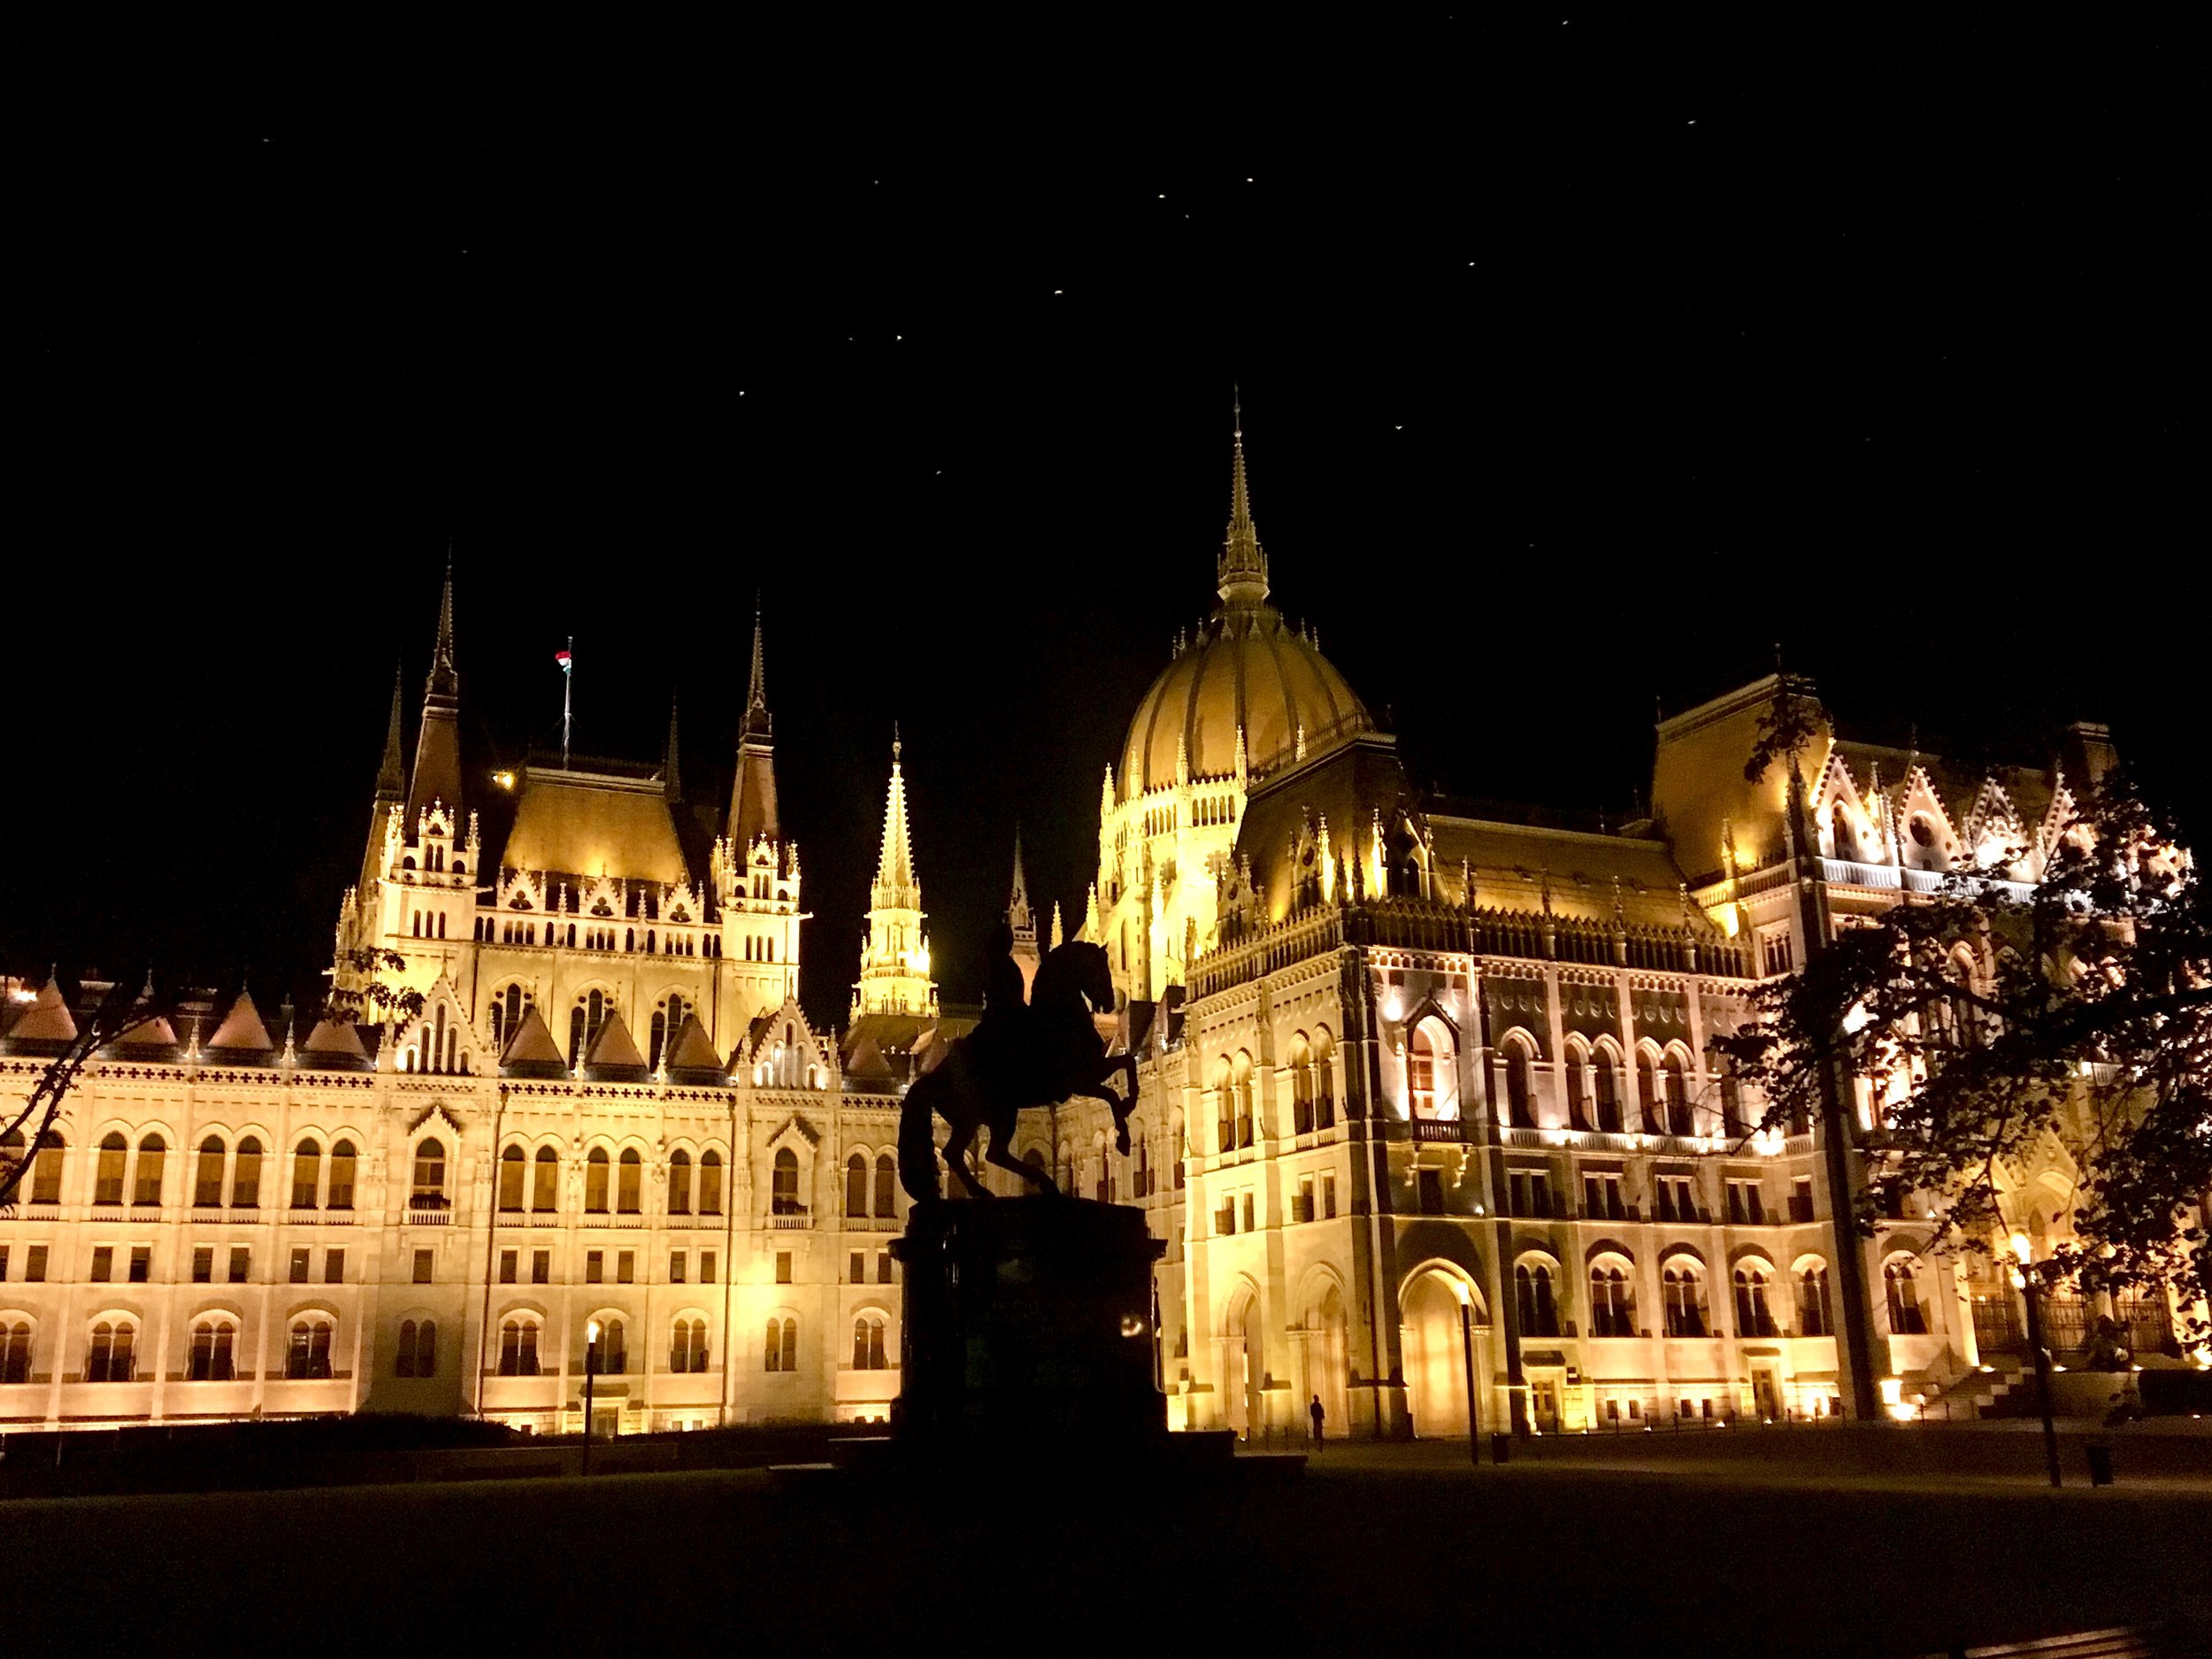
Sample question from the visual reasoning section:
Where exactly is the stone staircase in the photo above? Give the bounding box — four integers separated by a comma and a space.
1924, 1363, 2033, 1420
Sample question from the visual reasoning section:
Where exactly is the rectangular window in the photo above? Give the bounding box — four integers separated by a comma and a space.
1790, 1176, 1816, 1224
877, 1251, 893, 1285
129, 1246, 151, 1283
1216, 1201, 1235, 1236
227, 1247, 250, 1284
700, 1251, 717, 1285
1242, 1193, 1256, 1233
532, 1249, 550, 1286
288, 1248, 309, 1284
617, 1251, 634, 1286
849, 1252, 865, 1284
586, 1250, 604, 1285
1656, 1175, 1697, 1223
192, 1247, 213, 1284
1322, 1175, 1338, 1220
1727, 1180, 1766, 1225
26, 1245, 48, 1282
1509, 1169, 1553, 1218
670, 1251, 687, 1285
412, 1248, 434, 1286
1297, 1177, 1315, 1224
91, 1246, 114, 1283
1582, 1172, 1625, 1220
0, 1247, 7, 1281
1762, 929, 1794, 977
775, 1251, 792, 1286
499, 1249, 518, 1285
1417, 1168, 1445, 1215
325, 1248, 346, 1285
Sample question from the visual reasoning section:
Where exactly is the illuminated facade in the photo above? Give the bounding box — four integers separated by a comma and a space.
1026, 417, 2182, 1437
0, 595, 909, 1432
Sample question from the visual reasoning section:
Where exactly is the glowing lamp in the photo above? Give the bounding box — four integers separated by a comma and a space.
2009, 1233, 2033, 1266
1449, 1279, 1471, 1310
586, 1317, 603, 1345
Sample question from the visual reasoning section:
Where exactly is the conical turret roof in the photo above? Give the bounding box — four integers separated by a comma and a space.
8, 978, 78, 1044
301, 1018, 371, 1071
499, 1005, 567, 1078
206, 990, 274, 1054
663, 1013, 724, 1079
582, 1008, 649, 1079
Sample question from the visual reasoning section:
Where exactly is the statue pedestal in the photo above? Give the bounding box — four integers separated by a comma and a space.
891, 1198, 1167, 1444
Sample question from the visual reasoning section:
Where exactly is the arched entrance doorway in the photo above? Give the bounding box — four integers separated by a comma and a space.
1221, 1282, 1265, 1439
1296, 1277, 1350, 1441
1400, 1264, 1486, 1440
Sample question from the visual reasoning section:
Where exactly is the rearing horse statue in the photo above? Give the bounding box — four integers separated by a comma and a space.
897, 940, 1137, 1202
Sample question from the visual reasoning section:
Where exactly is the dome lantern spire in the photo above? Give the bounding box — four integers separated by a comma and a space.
1217, 392, 1270, 610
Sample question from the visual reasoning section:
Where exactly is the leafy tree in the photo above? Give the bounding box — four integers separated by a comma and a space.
1, 981, 172, 1208
1717, 774, 2210, 1344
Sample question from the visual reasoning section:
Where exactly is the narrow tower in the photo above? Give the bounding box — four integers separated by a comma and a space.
1007, 824, 1040, 995
727, 603, 780, 853
406, 555, 464, 832
854, 733, 935, 1018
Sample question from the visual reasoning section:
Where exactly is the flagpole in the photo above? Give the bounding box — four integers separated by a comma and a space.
562, 634, 573, 767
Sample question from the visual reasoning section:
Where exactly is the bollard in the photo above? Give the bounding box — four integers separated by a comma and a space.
1490, 1432, 1511, 1464
2085, 1444, 2115, 1487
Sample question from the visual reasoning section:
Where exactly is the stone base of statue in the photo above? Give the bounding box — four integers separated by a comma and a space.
890, 1196, 1173, 1446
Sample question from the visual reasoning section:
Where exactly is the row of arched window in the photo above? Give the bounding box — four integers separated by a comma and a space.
480, 917, 725, 956
3, 1131, 450, 1210
1210, 1030, 1341, 1152
1488, 1031, 1756, 1140
1501, 1253, 1841, 1342
495, 1145, 726, 1217
843, 1153, 898, 1219
0, 1315, 340, 1383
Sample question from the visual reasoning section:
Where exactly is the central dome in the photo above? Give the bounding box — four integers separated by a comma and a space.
1120, 607, 1369, 798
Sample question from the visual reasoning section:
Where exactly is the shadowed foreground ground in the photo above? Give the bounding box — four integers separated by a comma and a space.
14, 1440, 2209, 1655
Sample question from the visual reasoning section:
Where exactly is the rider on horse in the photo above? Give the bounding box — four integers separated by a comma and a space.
966, 920, 1033, 1108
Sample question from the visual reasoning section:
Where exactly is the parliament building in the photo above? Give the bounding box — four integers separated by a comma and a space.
2, 420, 2181, 1437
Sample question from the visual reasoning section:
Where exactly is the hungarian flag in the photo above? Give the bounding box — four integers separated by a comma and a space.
555, 648, 572, 674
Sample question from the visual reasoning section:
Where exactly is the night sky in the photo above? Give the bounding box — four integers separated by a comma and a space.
12, 20, 2201, 1028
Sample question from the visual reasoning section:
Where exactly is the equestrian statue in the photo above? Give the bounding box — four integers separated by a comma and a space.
897, 925, 1136, 1202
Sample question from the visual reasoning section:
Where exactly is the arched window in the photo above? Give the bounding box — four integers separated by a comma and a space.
671, 1317, 710, 1373
649, 994, 694, 1070
1831, 805, 1856, 861
586, 1148, 611, 1214
291, 1139, 322, 1210
1232, 1053, 1255, 1148
617, 1148, 642, 1214
1637, 1052, 1663, 1135
1408, 1024, 1442, 1119
194, 1135, 226, 1209
1312, 1029, 1338, 1129
852, 1313, 889, 1371
327, 1140, 357, 1210
668, 1149, 693, 1217
497, 1317, 541, 1376
188, 1318, 238, 1381
764, 1317, 799, 1372
1563, 1042, 1591, 1131
286, 1318, 334, 1379
1502, 1040, 1533, 1129
95, 1133, 127, 1205
1514, 1262, 1560, 1337
772, 1148, 801, 1216
488, 984, 529, 1054
1798, 1263, 1833, 1337
1720, 1066, 1747, 1138
1288, 1035, 1316, 1133
1663, 1263, 1707, 1337
87, 1319, 137, 1382
411, 1139, 447, 1207
595, 1317, 626, 1376
232, 1136, 261, 1210
133, 1134, 166, 1206
1733, 1264, 1777, 1337
499, 1145, 526, 1212
699, 1150, 724, 1217
1589, 1262, 1635, 1337
873, 1154, 896, 1217
1, 1319, 35, 1384
31, 1132, 65, 1205
1211, 1059, 1234, 1152
396, 1318, 438, 1378
526, 1146, 557, 1212
1592, 1048, 1623, 1133
1884, 1257, 1926, 1334
569, 989, 610, 1062
0, 1127, 21, 1187
1663, 1051, 1693, 1138
845, 1154, 868, 1218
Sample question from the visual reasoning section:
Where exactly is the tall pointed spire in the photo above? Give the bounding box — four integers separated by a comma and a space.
856, 733, 933, 1018
405, 551, 464, 829
1006, 824, 1037, 951
727, 599, 780, 850
663, 695, 682, 803
1217, 392, 1270, 609
376, 665, 405, 803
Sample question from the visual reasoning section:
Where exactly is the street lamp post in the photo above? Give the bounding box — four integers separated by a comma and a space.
581, 1317, 602, 1477
2010, 1234, 2062, 1489
1451, 1279, 1480, 1466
